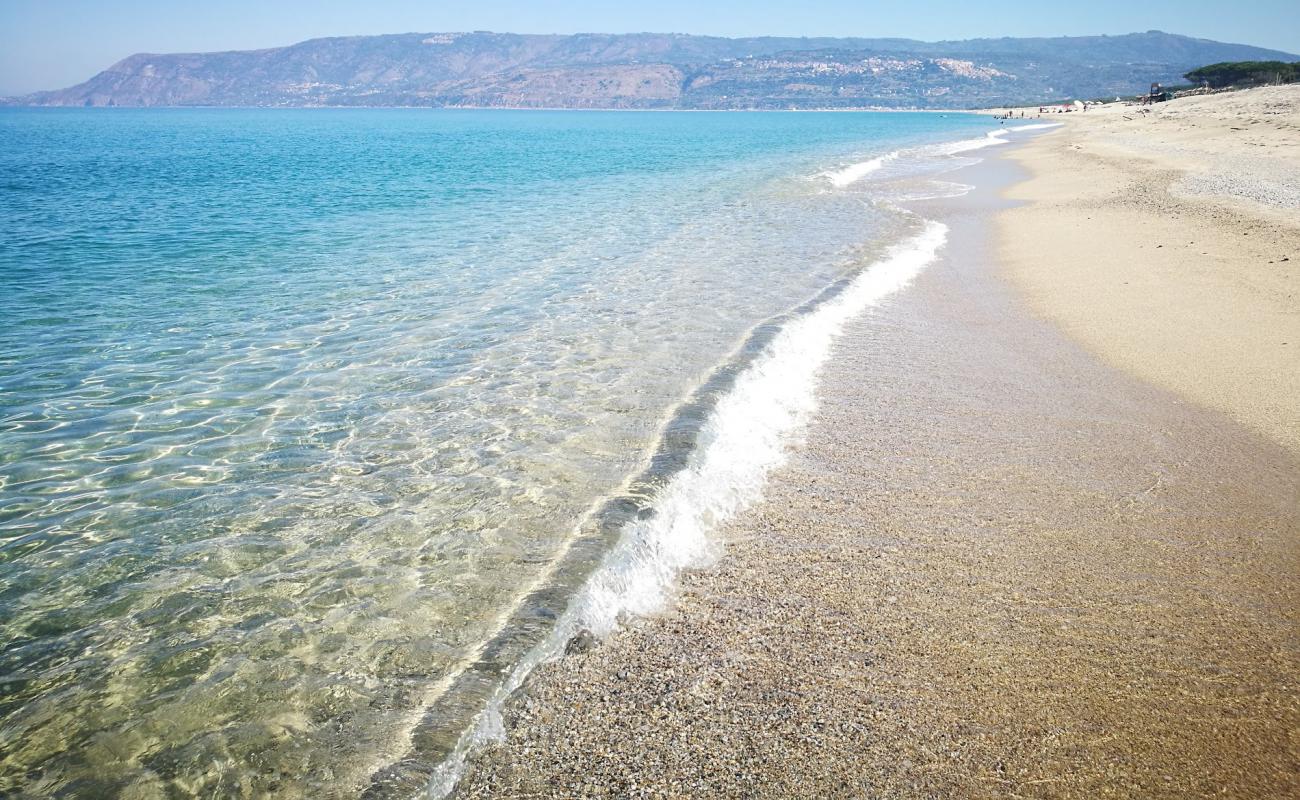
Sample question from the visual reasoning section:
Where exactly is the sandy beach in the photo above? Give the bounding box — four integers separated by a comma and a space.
453, 91, 1300, 798
1001, 86, 1300, 455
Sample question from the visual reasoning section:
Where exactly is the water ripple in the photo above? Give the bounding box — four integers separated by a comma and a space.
0, 107, 996, 796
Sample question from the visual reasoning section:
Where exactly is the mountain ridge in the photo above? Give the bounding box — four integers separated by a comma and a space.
6, 30, 1297, 109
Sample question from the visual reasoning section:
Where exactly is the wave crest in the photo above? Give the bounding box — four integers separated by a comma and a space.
425, 218, 950, 797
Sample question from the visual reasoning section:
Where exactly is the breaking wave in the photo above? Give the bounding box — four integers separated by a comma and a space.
424, 218, 950, 798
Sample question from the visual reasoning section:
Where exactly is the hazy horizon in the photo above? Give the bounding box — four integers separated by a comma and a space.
3, 0, 1299, 96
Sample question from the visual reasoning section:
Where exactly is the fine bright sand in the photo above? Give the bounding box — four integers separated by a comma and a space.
457, 92, 1300, 798
1001, 85, 1300, 455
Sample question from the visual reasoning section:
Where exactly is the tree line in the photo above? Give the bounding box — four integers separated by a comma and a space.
1184, 61, 1300, 88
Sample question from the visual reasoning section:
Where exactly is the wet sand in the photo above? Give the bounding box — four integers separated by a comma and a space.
455, 153, 1300, 797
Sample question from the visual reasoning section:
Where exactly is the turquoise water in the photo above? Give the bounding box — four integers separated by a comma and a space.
0, 108, 997, 797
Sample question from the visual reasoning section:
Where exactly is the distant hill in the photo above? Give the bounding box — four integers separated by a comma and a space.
6, 30, 1297, 109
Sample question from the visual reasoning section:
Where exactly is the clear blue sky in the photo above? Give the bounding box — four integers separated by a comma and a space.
2, 0, 1297, 95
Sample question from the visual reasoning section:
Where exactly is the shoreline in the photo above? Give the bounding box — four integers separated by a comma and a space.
2, 110, 1009, 798
362, 137, 989, 797
365, 212, 948, 800
451, 99, 1300, 797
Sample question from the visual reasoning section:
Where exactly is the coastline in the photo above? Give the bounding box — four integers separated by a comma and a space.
452, 105, 1300, 797
5, 80, 1297, 797
4, 109, 1011, 797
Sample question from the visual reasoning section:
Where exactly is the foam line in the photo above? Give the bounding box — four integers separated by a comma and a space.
1003, 122, 1065, 132
930, 129, 1012, 155
424, 219, 949, 798
822, 151, 899, 187
824, 121, 1059, 189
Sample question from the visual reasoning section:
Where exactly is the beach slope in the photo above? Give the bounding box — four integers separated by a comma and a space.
455, 97, 1300, 798
1001, 85, 1300, 454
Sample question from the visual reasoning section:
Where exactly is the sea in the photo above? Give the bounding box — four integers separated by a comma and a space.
0, 108, 1035, 797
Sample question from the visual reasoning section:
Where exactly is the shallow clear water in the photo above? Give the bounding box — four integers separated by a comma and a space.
0, 108, 997, 797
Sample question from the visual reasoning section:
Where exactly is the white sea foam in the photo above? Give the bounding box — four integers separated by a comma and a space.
930, 129, 1013, 156
891, 181, 978, 203
822, 151, 898, 187
1003, 122, 1065, 132
822, 122, 1058, 190
425, 219, 949, 798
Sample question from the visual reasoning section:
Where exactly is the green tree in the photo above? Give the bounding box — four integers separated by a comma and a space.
1184, 61, 1300, 88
